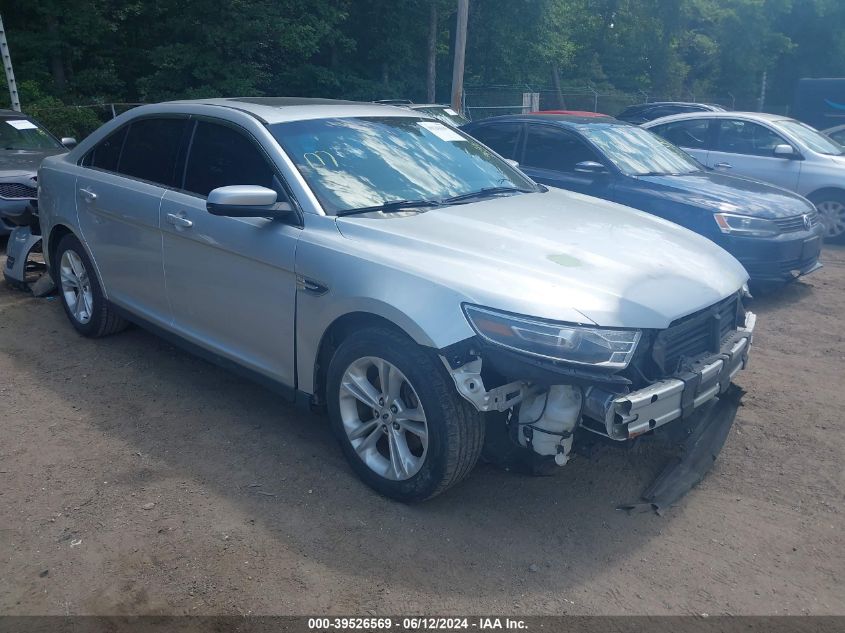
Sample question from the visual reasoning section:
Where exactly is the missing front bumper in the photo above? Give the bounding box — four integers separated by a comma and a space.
582, 312, 755, 441
618, 383, 744, 515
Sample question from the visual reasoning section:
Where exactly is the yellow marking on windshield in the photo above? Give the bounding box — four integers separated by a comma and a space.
548, 253, 581, 267
303, 151, 338, 169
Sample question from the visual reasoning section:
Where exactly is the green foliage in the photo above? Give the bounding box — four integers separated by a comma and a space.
13, 81, 103, 139
2, 0, 844, 123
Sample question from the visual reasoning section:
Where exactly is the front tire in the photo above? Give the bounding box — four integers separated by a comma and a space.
54, 234, 128, 338
810, 192, 845, 243
326, 327, 484, 502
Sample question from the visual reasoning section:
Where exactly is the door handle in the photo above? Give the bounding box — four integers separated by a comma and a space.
78, 187, 97, 202
166, 212, 193, 228
714, 162, 733, 170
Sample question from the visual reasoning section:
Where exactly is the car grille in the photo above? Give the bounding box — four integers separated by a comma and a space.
742, 253, 819, 277
651, 295, 740, 374
773, 213, 818, 233
0, 183, 37, 200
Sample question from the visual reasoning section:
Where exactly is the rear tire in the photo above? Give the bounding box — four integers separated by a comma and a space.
810, 191, 845, 243
54, 234, 128, 338
326, 327, 484, 502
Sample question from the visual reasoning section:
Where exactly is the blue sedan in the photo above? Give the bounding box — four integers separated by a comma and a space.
462, 114, 824, 285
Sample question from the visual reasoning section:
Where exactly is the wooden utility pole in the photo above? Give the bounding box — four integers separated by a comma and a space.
426, 0, 438, 103
450, 0, 469, 113
0, 13, 21, 112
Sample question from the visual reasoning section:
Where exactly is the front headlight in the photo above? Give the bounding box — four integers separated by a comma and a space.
463, 304, 641, 369
714, 213, 779, 237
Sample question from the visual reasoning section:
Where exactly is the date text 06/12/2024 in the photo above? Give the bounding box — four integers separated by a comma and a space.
307, 617, 528, 630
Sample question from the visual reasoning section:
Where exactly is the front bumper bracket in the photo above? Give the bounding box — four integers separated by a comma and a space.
583, 312, 755, 440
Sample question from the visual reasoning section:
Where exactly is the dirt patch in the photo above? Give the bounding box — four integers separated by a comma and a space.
0, 238, 842, 616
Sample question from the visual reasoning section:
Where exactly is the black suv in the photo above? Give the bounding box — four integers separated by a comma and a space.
616, 102, 725, 125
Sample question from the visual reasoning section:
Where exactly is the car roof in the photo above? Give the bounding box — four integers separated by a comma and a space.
0, 109, 30, 118
407, 104, 454, 109
530, 110, 610, 117
468, 113, 622, 127
163, 96, 421, 123
624, 101, 721, 110
643, 111, 789, 126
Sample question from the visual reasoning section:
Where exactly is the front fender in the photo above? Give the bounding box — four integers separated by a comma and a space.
294, 216, 475, 395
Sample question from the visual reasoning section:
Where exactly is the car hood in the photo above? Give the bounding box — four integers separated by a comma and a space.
635, 171, 814, 218
0, 149, 66, 178
335, 189, 748, 329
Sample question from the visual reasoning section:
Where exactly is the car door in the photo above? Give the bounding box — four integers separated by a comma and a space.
519, 123, 614, 198
160, 118, 300, 388
649, 118, 712, 166
707, 119, 801, 191
76, 116, 190, 323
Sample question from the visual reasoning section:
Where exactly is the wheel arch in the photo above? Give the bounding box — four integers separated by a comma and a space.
805, 186, 845, 204
47, 224, 109, 299
46, 223, 75, 270
308, 311, 421, 409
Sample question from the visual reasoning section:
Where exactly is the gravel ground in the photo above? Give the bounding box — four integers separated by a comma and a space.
0, 238, 843, 616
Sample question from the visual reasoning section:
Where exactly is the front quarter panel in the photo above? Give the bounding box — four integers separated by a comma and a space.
610, 177, 718, 239
294, 214, 475, 395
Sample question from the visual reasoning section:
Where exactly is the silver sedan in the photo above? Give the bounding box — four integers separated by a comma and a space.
38, 98, 753, 501
645, 111, 845, 242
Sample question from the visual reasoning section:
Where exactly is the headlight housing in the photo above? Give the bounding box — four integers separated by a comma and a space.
714, 213, 779, 237
463, 304, 641, 369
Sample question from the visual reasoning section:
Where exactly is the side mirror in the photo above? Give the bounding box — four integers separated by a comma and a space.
504, 158, 520, 168
61, 137, 78, 149
773, 144, 798, 158
574, 161, 608, 174
206, 185, 293, 218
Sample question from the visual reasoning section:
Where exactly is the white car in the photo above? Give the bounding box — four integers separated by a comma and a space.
645, 111, 845, 242
38, 97, 754, 501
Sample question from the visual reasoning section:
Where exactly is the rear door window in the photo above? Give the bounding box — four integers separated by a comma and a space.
183, 121, 275, 197
117, 118, 189, 186
469, 123, 522, 159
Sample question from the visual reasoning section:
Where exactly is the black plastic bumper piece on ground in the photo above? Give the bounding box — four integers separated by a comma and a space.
618, 384, 744, 516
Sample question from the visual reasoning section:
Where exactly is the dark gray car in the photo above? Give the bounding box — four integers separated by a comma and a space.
0, 110, 72, 235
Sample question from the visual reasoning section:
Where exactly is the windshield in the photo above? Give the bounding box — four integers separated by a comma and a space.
581, 124, 702, 176
271, 117, 535, 215
412, 106, 469, 127
777, 119, 844, 156
0, 117, 63, 150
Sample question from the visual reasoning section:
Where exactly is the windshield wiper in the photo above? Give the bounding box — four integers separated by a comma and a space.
442, 186, 534, 204
336, 199, 442, 217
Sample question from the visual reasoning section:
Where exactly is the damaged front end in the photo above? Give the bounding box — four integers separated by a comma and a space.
441, 293, 756, 499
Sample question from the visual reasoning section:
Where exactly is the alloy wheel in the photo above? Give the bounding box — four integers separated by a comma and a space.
59, 250, 94, 325
338, 356, 429, 481
816, 200, 845, 238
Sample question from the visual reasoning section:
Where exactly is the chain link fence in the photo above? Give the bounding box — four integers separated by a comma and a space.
463, 85, 790, 120
21, 92, 792, 138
